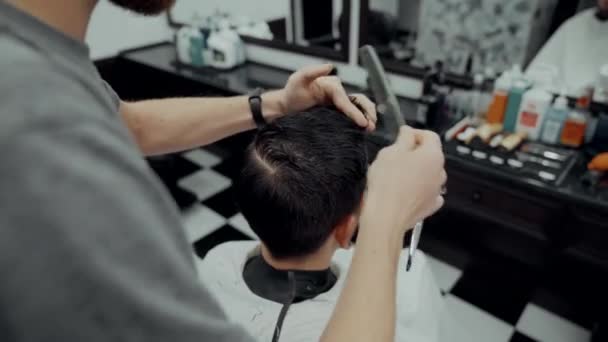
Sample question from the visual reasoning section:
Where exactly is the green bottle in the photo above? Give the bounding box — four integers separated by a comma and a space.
503, 80, 528, 132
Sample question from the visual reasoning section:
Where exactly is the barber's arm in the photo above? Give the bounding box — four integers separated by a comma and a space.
321, 127, 446, 342
119, 64, 376, 156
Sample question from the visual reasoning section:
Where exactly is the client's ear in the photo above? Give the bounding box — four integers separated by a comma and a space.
334, 214, 358, 249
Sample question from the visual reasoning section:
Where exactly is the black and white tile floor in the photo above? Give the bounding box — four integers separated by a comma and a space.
159, 146, 593, 342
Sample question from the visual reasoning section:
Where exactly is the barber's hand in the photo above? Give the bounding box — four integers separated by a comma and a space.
277, 64, 377, 131
361, 126, 446, 237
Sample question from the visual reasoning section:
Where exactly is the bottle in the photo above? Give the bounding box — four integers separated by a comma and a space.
561, 111, 587, 147
175, 25, 205, 67
470, 73, 486, 125
515, 87, 553, 141
540, 93, 569, 144
510, 64, 525, 85
593, 64, 608, 105
561, 92, 591, 147
503, 80, 528, 132
580, 86, 598, 144
486, 71, 512, 124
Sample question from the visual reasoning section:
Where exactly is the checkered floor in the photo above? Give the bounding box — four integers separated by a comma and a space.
153, 145, 595, 342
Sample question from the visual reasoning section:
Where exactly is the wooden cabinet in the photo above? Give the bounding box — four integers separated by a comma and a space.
446, 159, 608, 271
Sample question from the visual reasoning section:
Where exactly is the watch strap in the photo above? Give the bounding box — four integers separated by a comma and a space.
249, 88, 266, 128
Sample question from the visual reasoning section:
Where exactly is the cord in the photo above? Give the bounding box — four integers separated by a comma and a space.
271, 271, 296, 342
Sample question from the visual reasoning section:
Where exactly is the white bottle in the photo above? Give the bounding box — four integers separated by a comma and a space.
540, 93, 569, 144
593, 64, 608, 105
515, 87, 553, 141
470, 73, 486, 125
207, 29, 245, 69
176, 26, 205, 67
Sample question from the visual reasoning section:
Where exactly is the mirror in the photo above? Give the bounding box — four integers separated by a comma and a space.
361, 0, 608, 96
360, 0, 563, 81
168, 0, 351, 61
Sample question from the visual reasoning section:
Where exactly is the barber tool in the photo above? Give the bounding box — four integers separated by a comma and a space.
515, 152, 561, 169
477, 123, 503, 143
457, 126, 477, 144
500, 132, 527, 152
359, 45, 441, 272
521, 143, 572, 162
489, 134, 505, 149
359, 45, 403, 132
444, 117, 471, 141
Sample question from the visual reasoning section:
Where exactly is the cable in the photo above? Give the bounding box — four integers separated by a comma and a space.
271, 271, 296, 342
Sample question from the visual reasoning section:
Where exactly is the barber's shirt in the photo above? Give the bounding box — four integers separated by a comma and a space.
198, 241, 449, 342
0, 2, 251, 341
527, 8, 608, 93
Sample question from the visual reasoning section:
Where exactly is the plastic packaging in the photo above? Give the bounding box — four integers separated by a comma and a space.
515, 87, 553, 140
207, 29, 246, 69
503, 80, 528, 132
486, 71, 512, 124
540, 93, 569, 144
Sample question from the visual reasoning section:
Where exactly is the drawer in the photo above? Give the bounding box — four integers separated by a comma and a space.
566, 207, 608, 262
446, 169, 564, 239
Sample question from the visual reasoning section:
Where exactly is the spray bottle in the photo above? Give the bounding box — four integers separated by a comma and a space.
540, 91, 569, 144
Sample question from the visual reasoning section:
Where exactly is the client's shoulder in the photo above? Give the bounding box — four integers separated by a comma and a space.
202, 240, 260, 263
196, 240, 260, 273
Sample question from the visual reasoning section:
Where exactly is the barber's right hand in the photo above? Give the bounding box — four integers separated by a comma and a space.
361, 126, 446, 237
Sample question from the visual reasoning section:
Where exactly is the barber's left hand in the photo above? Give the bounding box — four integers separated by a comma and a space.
278, 64, 377, 131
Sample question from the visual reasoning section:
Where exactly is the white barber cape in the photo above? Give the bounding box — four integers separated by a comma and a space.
196, 241, 449, 342
527, 8, 608, 93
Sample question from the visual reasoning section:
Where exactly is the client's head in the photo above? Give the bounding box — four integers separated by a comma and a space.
235, 107, 368, 265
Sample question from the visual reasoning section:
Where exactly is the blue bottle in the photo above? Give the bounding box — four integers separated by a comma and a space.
540, 94, 569, 144
503, 80, 528, 132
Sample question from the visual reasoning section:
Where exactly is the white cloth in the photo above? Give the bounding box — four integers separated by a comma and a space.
196, 241, 448, 342
527, 8, 608, 94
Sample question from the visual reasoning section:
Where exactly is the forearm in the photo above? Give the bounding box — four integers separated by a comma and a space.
321, 215, 404, 342
120, 91, 286, 156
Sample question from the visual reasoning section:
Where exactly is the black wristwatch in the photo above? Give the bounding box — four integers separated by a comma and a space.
248, 88, 267, 128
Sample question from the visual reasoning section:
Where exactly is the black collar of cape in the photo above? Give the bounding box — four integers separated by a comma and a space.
243, 253, 338, 304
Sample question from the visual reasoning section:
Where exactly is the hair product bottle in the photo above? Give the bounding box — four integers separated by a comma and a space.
540, 93, 569, 144
486, 71, 512, 124
470, 73, 486, 125
503, 78, 528, 132
515, 86, 552, 141
561, 93, 591, 147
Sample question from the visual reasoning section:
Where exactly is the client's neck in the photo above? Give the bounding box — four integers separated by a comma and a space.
261, 244, 333, 271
